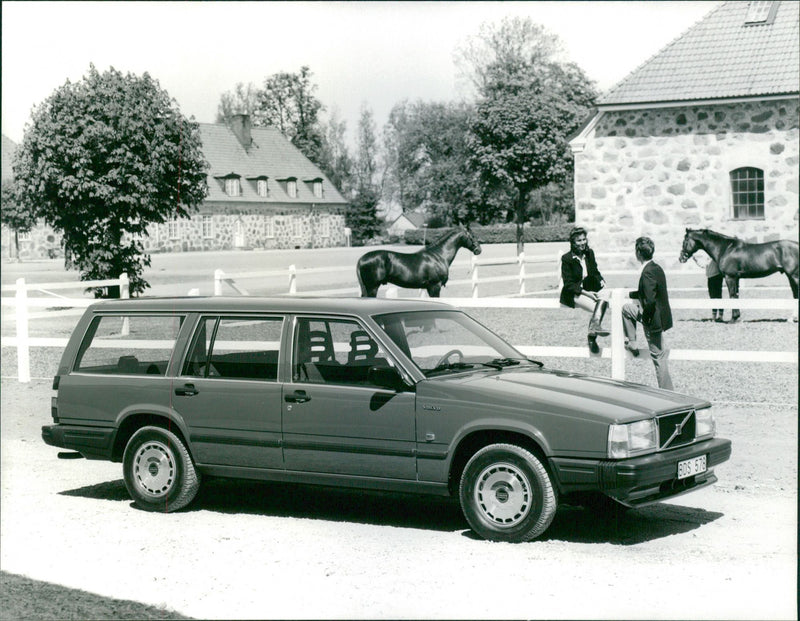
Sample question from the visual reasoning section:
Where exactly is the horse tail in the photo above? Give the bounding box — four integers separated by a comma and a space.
356, 255, 369, 297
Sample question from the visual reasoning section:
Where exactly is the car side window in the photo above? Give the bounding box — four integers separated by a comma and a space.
74, 314, 183, 376
293, 317, 390, 386
183, 316, 283, 381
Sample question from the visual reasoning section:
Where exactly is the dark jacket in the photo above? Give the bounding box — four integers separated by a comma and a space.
630, 261, 673, 333
560, 248, 604, 307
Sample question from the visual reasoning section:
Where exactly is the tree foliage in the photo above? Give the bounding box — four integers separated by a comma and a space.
215, 82, 260, 124
13, 65, 208, 296
382, 100, 496, 226
346, 107, 381, 244
257, 66, 325, 163
466, 17, 597, 251
317, 109, 355, 198
1, 180, 35, 258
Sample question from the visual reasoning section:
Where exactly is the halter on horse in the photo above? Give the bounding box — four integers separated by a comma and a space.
357, 228, 482, 297
679, 228, 799, 321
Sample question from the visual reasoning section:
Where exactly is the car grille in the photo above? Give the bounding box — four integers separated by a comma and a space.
658, 410, 696, 450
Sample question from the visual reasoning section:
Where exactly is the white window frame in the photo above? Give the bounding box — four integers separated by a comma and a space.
287, 180, 297, 198
265, 217, 275, 238
168, 217, 180, 240
313, 180, 323, 198
745, 1, 774, 23
225, 177, 241, 197
257, 179, 269, 197
17, 230, 31, 241
729, 167, 765, 220
202, 215, 214, 239
319, 216, 330, 238
292, 216, 302, 238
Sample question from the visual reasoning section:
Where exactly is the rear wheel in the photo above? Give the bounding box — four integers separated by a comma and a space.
123, 426, 200, 512
459, 443, 557, 542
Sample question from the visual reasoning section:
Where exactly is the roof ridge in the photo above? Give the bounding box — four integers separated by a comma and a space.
601, 1, 725, 103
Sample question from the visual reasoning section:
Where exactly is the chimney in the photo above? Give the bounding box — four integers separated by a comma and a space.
230, 114, 252, 149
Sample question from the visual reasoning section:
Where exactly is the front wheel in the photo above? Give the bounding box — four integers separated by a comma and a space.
123, 426, 200, 512
459, 443, 557, 542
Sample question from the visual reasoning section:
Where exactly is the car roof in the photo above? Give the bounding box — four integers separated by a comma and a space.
87, 296, 455, 317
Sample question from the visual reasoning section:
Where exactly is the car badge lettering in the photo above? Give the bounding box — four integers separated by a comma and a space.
422, 404, 441, 411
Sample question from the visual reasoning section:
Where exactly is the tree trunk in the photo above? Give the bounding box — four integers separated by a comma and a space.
515, 191, 527, 255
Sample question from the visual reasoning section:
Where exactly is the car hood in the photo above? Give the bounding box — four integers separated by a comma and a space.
423, 367, 710, 424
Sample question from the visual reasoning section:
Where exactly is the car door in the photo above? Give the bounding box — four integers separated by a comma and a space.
282, 315, 417, 479
173, 314, 284, 470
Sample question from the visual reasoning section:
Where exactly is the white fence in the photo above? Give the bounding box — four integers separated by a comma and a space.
2, 255, 796, 383
1, 274, 129, 382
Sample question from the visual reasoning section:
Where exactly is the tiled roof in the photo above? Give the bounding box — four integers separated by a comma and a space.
2, 134, 17, 182
200, 123, 348, 205
599, 1, 800, 106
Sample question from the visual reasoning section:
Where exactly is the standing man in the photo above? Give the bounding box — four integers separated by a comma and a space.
622, 236, 674, 390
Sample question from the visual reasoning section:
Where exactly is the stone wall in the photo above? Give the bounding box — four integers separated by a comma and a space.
573, 98, 799, 266
1, 206, 348, 260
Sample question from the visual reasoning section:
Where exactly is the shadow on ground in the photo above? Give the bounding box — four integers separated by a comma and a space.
60, 477, 722, 545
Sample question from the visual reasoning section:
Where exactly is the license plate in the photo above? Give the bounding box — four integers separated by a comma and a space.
677, 455, 707, 479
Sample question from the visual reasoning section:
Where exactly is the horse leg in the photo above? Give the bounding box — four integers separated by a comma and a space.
788, 274, 799, 322
725, 275, 740, 322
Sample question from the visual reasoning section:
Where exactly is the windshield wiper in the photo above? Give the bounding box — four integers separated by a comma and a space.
480, 357, 544, 370
427, 362, 476, 376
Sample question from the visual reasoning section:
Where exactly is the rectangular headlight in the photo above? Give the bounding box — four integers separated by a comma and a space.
608, 419, 657, 458
695, 407, 716, 439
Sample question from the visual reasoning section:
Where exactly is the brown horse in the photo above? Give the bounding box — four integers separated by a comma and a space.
678, 228, 799, 321
357, 228, 482, 297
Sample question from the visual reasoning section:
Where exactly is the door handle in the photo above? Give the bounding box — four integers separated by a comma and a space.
175, 383, 199, 396
284, 390, 311, 404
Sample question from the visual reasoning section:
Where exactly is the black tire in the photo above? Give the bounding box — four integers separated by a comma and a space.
123, 425, 200, 512
459, 443, 557, 542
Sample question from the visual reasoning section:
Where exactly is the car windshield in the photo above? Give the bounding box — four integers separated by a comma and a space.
373, 310, 535, 377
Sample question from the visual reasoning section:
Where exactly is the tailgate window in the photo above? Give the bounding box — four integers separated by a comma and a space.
74, 314, 183, 376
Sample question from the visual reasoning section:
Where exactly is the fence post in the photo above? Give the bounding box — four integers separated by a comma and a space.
611, 288, 626, 380
471, 255, 479, 298
386, 285, 398, 298
518, 251, 526, 295
15, 278, 31, 383
214, 269, 224, 296
288, 265, 297, 295
120, 273, 130, 336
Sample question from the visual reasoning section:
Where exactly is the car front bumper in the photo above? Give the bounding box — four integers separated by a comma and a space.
550, 437, 732, 507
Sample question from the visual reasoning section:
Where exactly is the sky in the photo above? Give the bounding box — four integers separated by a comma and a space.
1, 1, 722, 145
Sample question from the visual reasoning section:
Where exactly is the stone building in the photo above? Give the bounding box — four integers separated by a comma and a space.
1, 114, 350, 259
570, 0, 799, 260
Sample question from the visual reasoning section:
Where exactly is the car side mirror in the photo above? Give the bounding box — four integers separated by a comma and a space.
368, 365, 407, 391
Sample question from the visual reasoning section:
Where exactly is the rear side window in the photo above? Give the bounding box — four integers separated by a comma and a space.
74, 314, 183, 376
182, 316, 283, 381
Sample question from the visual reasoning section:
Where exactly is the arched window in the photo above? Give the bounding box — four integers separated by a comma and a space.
225, 177, 241, 197
730, 167, 764, 220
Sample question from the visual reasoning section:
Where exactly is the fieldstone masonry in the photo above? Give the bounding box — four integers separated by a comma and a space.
573, 99, 799, 267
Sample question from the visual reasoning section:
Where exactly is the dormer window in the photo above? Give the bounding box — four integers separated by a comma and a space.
224, 176, 241, 197
257, 178, 269, 198
287, 179, 298, 198
745, 1, 777, 24
313, 180, 323, 198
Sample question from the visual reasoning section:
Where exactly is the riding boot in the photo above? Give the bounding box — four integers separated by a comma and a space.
587, 335, 600, 355
587, 300, 610, 337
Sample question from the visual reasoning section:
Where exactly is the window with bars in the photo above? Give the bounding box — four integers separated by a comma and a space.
202, 215, 214, 239
168, 218, 180, 239
730, 167, 765, 219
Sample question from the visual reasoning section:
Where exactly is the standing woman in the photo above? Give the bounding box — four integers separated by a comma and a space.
559, 226, 609, 354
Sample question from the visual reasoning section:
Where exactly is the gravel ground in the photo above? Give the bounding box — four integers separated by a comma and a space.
1, 378, 797, 620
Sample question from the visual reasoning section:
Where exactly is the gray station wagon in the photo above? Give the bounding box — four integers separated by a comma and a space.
43, 296, 731, 542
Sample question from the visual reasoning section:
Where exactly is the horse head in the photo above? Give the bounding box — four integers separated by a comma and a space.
459, 227, 482, 255
679, 228, 701, 263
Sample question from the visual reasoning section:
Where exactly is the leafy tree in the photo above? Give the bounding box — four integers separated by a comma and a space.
466, 17, 597, 252
382, 100, 494, 226
13, 65, 208, 296
1, 181, 35, 259
215, 82, 260, 124
317, 108, 355, 197
257, 66, 325, 164
346, 106, 380, 244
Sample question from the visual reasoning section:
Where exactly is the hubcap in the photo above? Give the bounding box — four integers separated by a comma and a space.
474, 462, 531, 528
133, 440, 176, 498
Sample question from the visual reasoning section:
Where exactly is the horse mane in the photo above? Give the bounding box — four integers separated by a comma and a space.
427, 228, 464, 250
689, 228, 738, 242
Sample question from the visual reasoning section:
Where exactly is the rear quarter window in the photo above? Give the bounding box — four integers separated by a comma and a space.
74, 314, 184, 376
